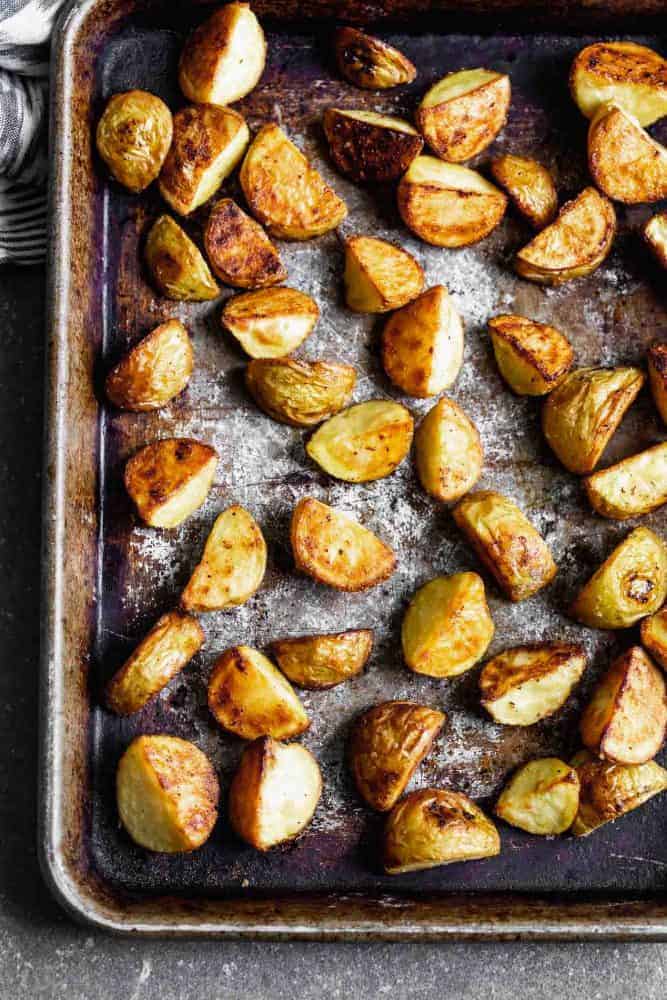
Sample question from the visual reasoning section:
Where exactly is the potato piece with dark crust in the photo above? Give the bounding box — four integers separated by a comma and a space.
571, 749, 667, 836
323, 109, 422, 184
416, 69, 510, 163
124, 438, 218, 529
221, 287, 319, 359
648, 340, 667, 421
343, 235, 424, 313
414, 396, 482, 502
105, 319, 193, 412
488, 314, 573, 396
490, 155, 558, 229
570, 41, 667, 126
204, 199, 286, 289
588, 103, 667, 205
96, 90, 172, 193
641, 606, 667, 672
382, 285, 464, 397
246, 358, 356, 427
584, 442, 667, 520
181, 505, 266, 612
306, 400, 414, 483
644, 211, 667, 270
480, 643, 586, 726
495, 758, 580, 835
145, 215, 219, 301
334, 27, 416, 90
270, 629, 373, 689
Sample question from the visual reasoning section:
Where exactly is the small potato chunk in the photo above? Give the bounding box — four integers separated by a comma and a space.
490, 155, 558, 229
402, 573, 494, 678
416, 69, 510, 163
291, 497, 396, 591
571, 749, 667, 836
350, 702, 445, 811
383, 789, 500, 874
96, 90, 172, 193
570, 41, 667, 127
382, 285, 464, 397
145, 215, 219, 301
178, 2, 266, 106
240, 124, 347, 239
323, 109, 423, 184
105, 319, 193, 411
648, 341, 667, 424
204, 198, 286, 289
414, 396, 482, 502
228, 737, 321, 850
306, 400, 414, 482
570, 526, 667, 630
495, 758, 580, 835
181, 505, 266, 612
334, 26, 416, 90
246, 358, 356, 427
343, 235, 424, 313
584, 442, 667, 520
641, 606, 667, 671
588, 103, 667, 205
644, 211, 667, 270
116, 735, 219, 853
542, 366, 644, 475
398, 156, 507, 247
488, 314, 573, 397
221, 287, 319, 359
515, 187, 615, 285
480, 642, 586, 726
270, 629, 373, 689
124, 438, 217, 529
453, 491, 557, 602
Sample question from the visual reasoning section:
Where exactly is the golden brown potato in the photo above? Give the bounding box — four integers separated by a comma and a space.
240, 124, 347, 239
343, 235, 424, 313
208, 646, 309, 740
414, 396, 483, 502
570, 41, 667, 127
515, 187, 616, 285
402, 573, 494, 678
542, 366, 644, 475
270, 629, 373, 689
178, 2, 266, 106
488, 314, 574, 397
588, 103, 667, 205
291, 497, 396, 592
124, 438, 218, 529
221, 287, 319, 359
350, 702, 445, 811
383, 789, 500, 874
181, 505, 266, 612
144, 215, 219, 301
644, 211, 667, 270
398, 155, 507, 247
228, 737, 321, 850
306, 400, 414, 482
245, 358, 356, 427
584, 442, 667, 520
105, 319, 193, 412
489, 155, 558, 229
96, 90, 172, 193
480, 643, 586, 726
334, 26, 416, 90
452, 491, 557, 602
116, 735, 219, 853
571, 749, 667, 836
570, 526, 667, 629
641, 606, 667, 671
495, 758, 580, 835
323, 108, 423, 184
416, 69, 510, 163
382, 285, 464, 397
204, 198, 286, 289
648, 341, 667, 422
106, 610, 204, 716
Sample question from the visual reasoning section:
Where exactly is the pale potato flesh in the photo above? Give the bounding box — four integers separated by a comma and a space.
488, 314, 573, 396
584, 442, 667, 520
382, 285, 464, 397
323, 108, 423, 183
480, 643, 587, 726
644, 211, 667, 270
145, 215, 219, 301
570, 41, 667, 126
124, 438, 218, 528
414, 396, 483, 502
416, 69, 510, 163
181, 505, 267, 612
245, 358, 356, 427
270, 629, 373, 689
105, 319, 193, 411
571, 749, 667, 837
343, 235, 424, 313
204, 198, 286, 289
495, 758, 580, 835
221, 287, 319, 359
641, 606, 667, 671
588, 103, 667, 204
306, 400, 414, 482
648, 340, 667, 421
490, 155, 558, 229
178, 3, 266, 106
96, 90, 172, 193
334, 26, 416, 89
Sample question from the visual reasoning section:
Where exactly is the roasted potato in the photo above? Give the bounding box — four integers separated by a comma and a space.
648, 341, 667, 422
228, 736, 322, 850
334, 26, 416, 90
416, 68, 510, 163
350, 702, 445, 811
144, 215, 219, 301
584, 442, 667, 520
208, 646, 309, 740
181, 505, 267, 612
495, 758, 580, 835
402, 572, 494, 678
323, 108, 423, 184
640, 606, 667, 671
571, 749, 667, 836
270, 629, 373, 689
245, 358, 356, 427
383, 789, 500, 874
398, 155, 507, 247
178, 2, 266, 106
570, 41, 667, 127
221, 287, 319, 359
644, 210, 667, 270
204, 198, 286, 289
382, 285, 464, 397
414, 396, 483, 502
291, 497, 396, 591
453, 491, 557, 602
489, 155, 558, 229
515, 187, 615, 285
306, 400, 414, 482
105, 319, 193, 412
488, 314, 574, 396
96, 90, 172, 193
588, 103, 667, 205
240, 124, 347, 239
570, 526, 667, 629
343, 235, 424, 313
480, 642, 586, 726
116, 734, 219, 852
542, 366, 644, 475
124, 438, 218, 528
106, 610, 204, 716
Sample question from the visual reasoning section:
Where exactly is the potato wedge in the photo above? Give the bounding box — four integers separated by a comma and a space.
383, 789, 500, 874
181, 505, 266, 612
178, 2, 266, 106
105, 319, 193, 412
588, 103, 667, 204
306, 400, 414, 482
204, 198, 286, 289
343, 235, 424, 313
106, 610, 204, 716
570, 41, 667, 127
291, 497, 396, 591
414, 396, 483, 502
240, 124, 347, 239
145, 215, 219, 301
398, 155, 507, 247
323, 108, 423, 184
402, 572, 494, 678
515, 187, 615, 285
221, 287, 319, 359
270, 629, 373, 689
452, 491, 557, 602
640, 606, 667, 671
570, 526, 667, 629
334, 26, 416, 90
648, 341, 667, 422
116, 735, 219, 852
542, 366, 644, 475
416, 69, 510, 163
96, 90, 172, 193
489, 155, 558, 229
488, 314, 574, 396
480, 642, 586, 726
571, 748, 667, 836
382, 285, 464, 397
644, 210, 667, 270
495, 758, 580, 835
228, 737, 321, 850
245, 358, 356, 427
124, 438, 218, 529
584, 442, 667, 520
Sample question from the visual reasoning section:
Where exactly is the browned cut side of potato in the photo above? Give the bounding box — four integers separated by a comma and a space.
648, 341, 667, 423
488, 314, 573, 397
291, 497, 396, 591
96, 90, 172, 193
178, 2, 266, 106
245, 358, 356, 427
221, 287, 319, 359
306, 400, 414, 482
414, 396, 483, 502
124, 438, 218, 528
495, 758, 580, 835
570, 41, 667, 126
204, 198, 286, 289
644, 211, 667, 270
343, 235, 424, 313
144, 215, 219, 301
382, 285, 464, 397
334, 26, 416, 90
416, 69, 510, 163
588, 103, 667, 204
323, 109, 422, 184
584, 442, 667, 520
270, 629, 373, 689
480, 643, 587, 726
489, 155, 558, 229
641, 606, 667, 672
105, 319, 193, 411
181, 505, 267, 612
116, 734, 219, 852
571, 748, 667, 836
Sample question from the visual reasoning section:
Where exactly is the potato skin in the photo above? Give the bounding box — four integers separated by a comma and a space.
570, 41, 667, 127
178, 2, 266, 106
416, 69, 510, 163
204, 198, 286, 289
495, 758, 580, 835
588, 104, 667, 205
584, 442, 667, 520
124, 438, 218, 528
480, 642, 586, 726
334, 27, 416, 90
145, 215, 219, 301
571, 749, 667, 837
647, 340, 667, 422
343, 235, 424, 314
221, 287, 319, 359
306, 400, 414, 483
644, 211, 667, 270
490, 155, 557, 229
181, 505, 267, 612
640, 606, 667, 672
96, 90, 172, 193
105, 319, 193, 411
414, 396, 482, 502
246, 358, 356, 427
323, 109, 422, 184
270, 629, 373, 689
488, 314, 573, 397
382, 285, 464, 397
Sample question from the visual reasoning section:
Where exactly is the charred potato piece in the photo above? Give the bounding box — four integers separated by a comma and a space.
270, 629, 373, 689
181, 505, 266, 612
644, 211, 667, 270
246, 358, 356, 427
105, 319, 193, 411
480, 642, 586, 726
178, 2, 266, 106
489, 155, 558, 229
116, 735, 219, 852
648, 341, 667, 422
414, 396, 483, 502
588, 103, 667, 204
334, 26, 416, 90
124, 438, 217, 529
323, 108, 422, 184
416, 69, 510, 163
306, 400, 414, 482
570, 41, 667, 127
495, 758, 580, 835
350, 702, 445, 811
488, 314, 574, 396
584, 442, 667, 520
144, 215, 219, 301
96, 90, 172, 193
343, 235, 424, 313
204, 198, 286, 289
221, 287, 319, 359
571, 749, 667, 836
382, 285, 464, 397
641, 606, 667, 671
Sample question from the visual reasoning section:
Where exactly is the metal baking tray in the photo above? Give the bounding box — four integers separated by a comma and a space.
40, 0, 667, 937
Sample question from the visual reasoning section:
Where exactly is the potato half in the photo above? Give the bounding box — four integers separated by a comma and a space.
382, 285, 464, 397
571, 748, 667, 836
588, 103, 667, 205
124, 438, 218, 528
181, 505, 267, 612
105, 319, 193, 412
291, 497, 396, 591
416, 69, 510, 163
495, 758, 580, 835
323, 108, 423, 184
221, 287, 319, 359
334, 26, 416, 90
490, 155, 558, 229
270, 629, 373, 689
644, 211, 667, 270
306, 400, 414, 482
116, 735, 219, 853
584, 442, 667, 520
488, 314, 574, 397
350, 701, 445, 811
343, 235, 424, 313
640, 606, 667, 671
145, 215, 219, 301
570, 41, 667, 127
402, 572, 494, 678
414, 396, 483, 502
480, 642, 586, 726
245, 358, 356, 427
178, 2, 266, 106
648, 341, 667, 423
204, 198, 286, 289
96, 90, 172, 193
